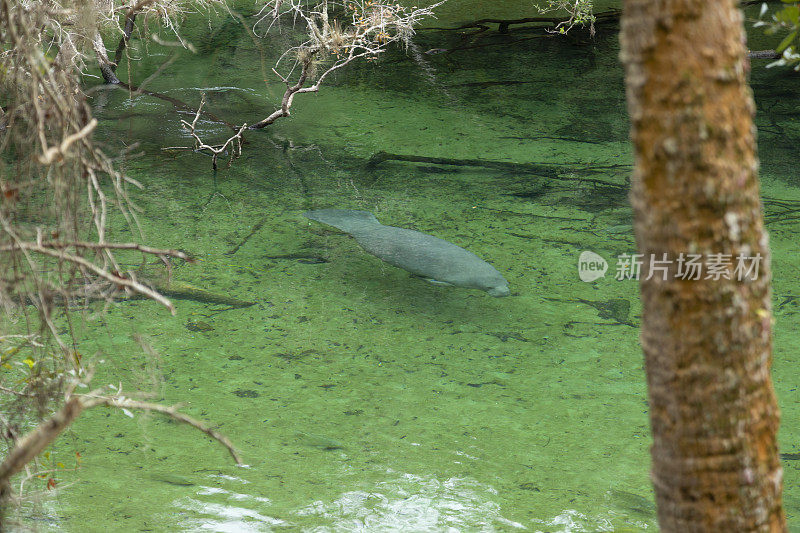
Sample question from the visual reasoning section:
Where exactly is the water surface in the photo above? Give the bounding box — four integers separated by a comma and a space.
28, 1, 800, 531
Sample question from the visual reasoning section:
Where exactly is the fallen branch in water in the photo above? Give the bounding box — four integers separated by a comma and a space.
112, 0, 160, 81
113, 82, 239, 131
421, 9, 620, 34
175, 95, 247, 170
0, 239, 252, 312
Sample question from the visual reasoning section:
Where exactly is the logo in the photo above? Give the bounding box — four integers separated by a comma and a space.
576, 251, 763, 282
578, 250, 608, 282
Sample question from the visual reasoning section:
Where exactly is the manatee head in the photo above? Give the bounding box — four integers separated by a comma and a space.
487, 283, 510, 297
475, 271, 510, 297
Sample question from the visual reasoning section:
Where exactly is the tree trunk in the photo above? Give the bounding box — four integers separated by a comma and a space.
619, 1, 785, 531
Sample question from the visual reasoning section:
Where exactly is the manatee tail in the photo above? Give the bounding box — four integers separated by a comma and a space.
303, 209, 381, 234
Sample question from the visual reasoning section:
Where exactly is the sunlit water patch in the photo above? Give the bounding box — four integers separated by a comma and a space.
174, 471, 525, 531
171, 471, 655, 531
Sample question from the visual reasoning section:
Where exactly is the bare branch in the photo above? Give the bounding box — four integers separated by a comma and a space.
248, 1, 445, 130
174, 96, 247, 169
0, 0, 242, 516
0, 385, 36, 398
0, 398, 84, 488
3, 239, 178, 314
82, 397, 243, 465
38, 119, 98, 165
160, 1, 444, 167
0, 393, 242, 494
113, 0, 159, 68
0, 241, 191, 260
92, 32, 120, 84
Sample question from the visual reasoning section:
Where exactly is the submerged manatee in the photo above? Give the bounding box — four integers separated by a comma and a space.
303, 209, 510, 297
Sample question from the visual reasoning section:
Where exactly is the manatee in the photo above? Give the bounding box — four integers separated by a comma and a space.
303, 209, 510, 297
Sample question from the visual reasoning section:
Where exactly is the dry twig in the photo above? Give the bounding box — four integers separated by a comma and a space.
0, 392, 243, 496
0, 3, 241, 518
173, 96, 247, 170
248, 0, 444, 129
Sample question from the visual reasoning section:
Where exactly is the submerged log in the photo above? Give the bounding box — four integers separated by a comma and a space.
152, 280, 255, 308
366, 151, 562, 176
365, 151, 628, 189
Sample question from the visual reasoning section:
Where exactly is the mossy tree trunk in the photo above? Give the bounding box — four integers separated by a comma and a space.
620, 0, 785, 530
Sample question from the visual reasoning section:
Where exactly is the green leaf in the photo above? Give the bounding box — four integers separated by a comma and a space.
776, 5, 800, 24
776, 30, 798, 53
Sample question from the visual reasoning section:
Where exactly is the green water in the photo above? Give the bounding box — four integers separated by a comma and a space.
17, 2, 800, 531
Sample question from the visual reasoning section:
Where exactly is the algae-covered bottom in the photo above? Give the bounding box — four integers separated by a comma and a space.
22, 1, 800, 531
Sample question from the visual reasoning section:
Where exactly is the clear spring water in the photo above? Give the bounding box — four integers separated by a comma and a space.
16, 1, 800, 531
